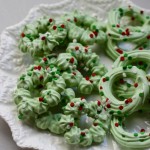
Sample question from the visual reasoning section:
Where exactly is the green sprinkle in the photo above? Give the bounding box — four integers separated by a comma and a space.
134, 133, 138, 137
112, 24, 116, 27
128, 65, 132, 69
49, 77, 52, 82
50, 64, 54, 68
127, 83, 131, 88
123, 38, 127, 41
109, 110, 114, 115
139, 93, 144, 97
92, 25, 96, 30
146, 16, 150, 19
123, 66, 127, 70
122, 135, 125, 137
56, 70, 60, 75
124, 53, 128, 57
20, 76, 25, 80
119, 8, 123, 12
80, 103, 84, 106
18, 114, 23, 120
124, 113, 128, 117
140, 132, 145, 135
51, 72, 55, 75
100, 92, 104, 96
119, 29, 122, 33
106, 77, 109, 81
117, 110, 122, 115
99, 122, 103, 127
54, 78, 58, 80
120, 12, 123, 16
128, 56, 132, 60
27, 71, 32, 76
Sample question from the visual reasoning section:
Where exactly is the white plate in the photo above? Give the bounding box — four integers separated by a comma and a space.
0, 0, 149, 150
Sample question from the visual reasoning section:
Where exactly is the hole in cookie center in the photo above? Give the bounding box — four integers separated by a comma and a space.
117, 41, 137, 51
123, 110, 150, 133
78, 114, 94, 130
112, 77, 135, 101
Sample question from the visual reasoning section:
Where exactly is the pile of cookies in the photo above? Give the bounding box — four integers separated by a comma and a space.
14, 5, 150, 148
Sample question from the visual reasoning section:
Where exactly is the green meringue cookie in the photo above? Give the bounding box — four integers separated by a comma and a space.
91, 64, 108, 76
63, 98, 88, 117
99, 66, 149, 116
35, 112, 52, 130
59, 114, 75, 132
46, 76, 66, 93
78, 78, 93, 94
62, 70, 82, 87
41, 89, 61, 107
17, 97, 48, 118
14, 88, 31, 105
56, 53, 77, 70
79, 130, 93, 146
64, 126, 81, 144
87, 100, 103, 118
17, 74, 33, 90
61, 88, 75, 103
48, 113, 64, 134
89, 125, 106, 143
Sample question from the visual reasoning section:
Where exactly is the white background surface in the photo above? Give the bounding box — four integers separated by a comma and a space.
0, 0, 149, 150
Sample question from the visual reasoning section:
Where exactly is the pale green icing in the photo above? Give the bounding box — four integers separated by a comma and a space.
87, 100, 103, 118
62, 70, 82, 87
35, 112, 52, 130
17, 74, 33, 90
41, 89, 61, 107
56, 53, 77, 70
17, 97, 48, 118
64, 126, 81, 144
46, 76, 66, 93
59, 114, 74, 132
106, 6, 150, 60
63, 98, 88, 117
91, 65, 108, 76
98, 66, 149, 116
79, 130, 92, 147
14, 88, 31, 105
111, 115, 150, 149
61, 88, 75, 102
78, 78, 93, 94
89, 125, 106, 143
48, 114, 64, 134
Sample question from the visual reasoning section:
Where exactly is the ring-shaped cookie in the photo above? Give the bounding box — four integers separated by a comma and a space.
98, 66, 149, 116
106, 6, 150, 60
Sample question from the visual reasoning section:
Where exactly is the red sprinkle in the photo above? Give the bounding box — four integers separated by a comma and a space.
39, 97, 44, 102
116, 48, 123, 54
122, 32, 126, 36
100, 86, 103, 90
81, 132, 86, 136
106, 103, 111, 108
120, 79, 125, 84
74, 17, 77, 22
147, 35, 150, 39
128, 98, 133, 103
97, 100, 101, 106
92, 73, 96, 77
134, 83, 138, 88
49, 18, 53, 23
89, 34, 94, 38
139, 47, 143, 50
140, 10, 144, 14
39, 75, 43, 80
131, 17, 135, 21
72, 72, 76, 75
79, 106, 83, 111
140, 129, 145, 132
81, 97, 85, 100
70, 102, 74, 107
84, 48, 88, 53
119, 105, 124, 110
115, 123, 119, 127
93, 31, 98, 36
120, 56, 125, 61
41, 36, 46, 40
61, 24, 65, 28
69, 58, 74, 63
102, 78, 106, 82
21, 32, 25, 37
69, 122, 74, 127
37, 66, 41, 70
53, 26, 57, 30
85, 76, 90, 81
93, 123, 98, 126
116, 24, 120, 28
108, 33, 111, 36
106, 98, 109, 102
34, 66, 38, 70
43, 57, 47, 61
75, 46, 79, 51
125, 99, 129, 104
